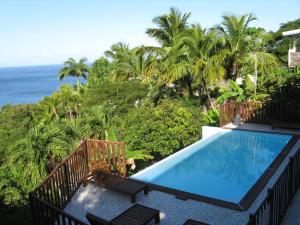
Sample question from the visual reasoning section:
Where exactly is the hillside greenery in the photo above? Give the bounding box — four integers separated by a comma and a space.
0, 8, 299, 225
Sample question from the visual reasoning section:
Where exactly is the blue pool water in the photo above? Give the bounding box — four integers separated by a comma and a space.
133, 130, 292, 203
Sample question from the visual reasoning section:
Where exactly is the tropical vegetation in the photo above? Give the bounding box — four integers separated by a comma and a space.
0, 8, 299, 225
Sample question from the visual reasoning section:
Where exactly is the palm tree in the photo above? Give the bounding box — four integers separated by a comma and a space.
218, 14, 279, 93
105, 42, 134, 80
58, 85, 80, 121
105, 43, 153, 80
39, 95, 60, 121
105, 42, 131, 62
58, 57, 89, 93
8, 122, 71, 187
190, 26, 227, 108
241, 28, 279, 93
146, 7, 190, 47
143, 8, 193, 97
170, 25, 227, 107
243, 52, 278, 93
217, 13, 256, 79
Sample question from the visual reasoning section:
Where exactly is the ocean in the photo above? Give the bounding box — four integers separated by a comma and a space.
0, 64, 82, 106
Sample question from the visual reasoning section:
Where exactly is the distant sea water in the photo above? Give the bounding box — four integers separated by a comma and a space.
0, 64, 82, 106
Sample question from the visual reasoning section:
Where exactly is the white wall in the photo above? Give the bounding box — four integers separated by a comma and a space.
202, 126, 223, 139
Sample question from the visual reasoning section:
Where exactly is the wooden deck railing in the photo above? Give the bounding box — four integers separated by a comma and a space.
247, 145, 300, 225
220, 101, 300, 127
86, 139, 127, 177
29, 139, 126, 225
29, 193, 88, 225
219, 101, 236, 127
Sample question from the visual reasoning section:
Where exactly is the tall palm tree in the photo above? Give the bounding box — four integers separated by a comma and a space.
241, 28, 279, 93
105, 42, 134, 80
105, 42, 131, 62
58, 57, 89, 93
146, 7, 191, 47
143, 8, 193, 96
105, 43, 153, 80
8, 122, 70, 186
217, 13, 256, 79
144, 25, 226, 104
180, 25, 228, 108
57, 84, 80, 121
39, 95, 60, 121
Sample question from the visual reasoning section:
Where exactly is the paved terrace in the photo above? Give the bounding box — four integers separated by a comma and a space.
64, 124, 300, 225
281, 188, 300, 225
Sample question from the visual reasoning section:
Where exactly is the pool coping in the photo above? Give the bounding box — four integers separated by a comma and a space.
130, 130, 299, 211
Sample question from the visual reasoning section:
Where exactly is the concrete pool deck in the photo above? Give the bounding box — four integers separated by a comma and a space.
64, 124, 300, 225
281, 187, 300, 225
64, 184, 248, 225
224, 122, 300, 135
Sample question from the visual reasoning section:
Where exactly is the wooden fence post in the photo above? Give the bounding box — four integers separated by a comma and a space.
268, 188, 274, 225
84, 140, 89, 175
29, 192, 38, 225
122, 142, 127, 177
248, 213, 256, 225
289, 157, 295, 200
63, 163, 70, 201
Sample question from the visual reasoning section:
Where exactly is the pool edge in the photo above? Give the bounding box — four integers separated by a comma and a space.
239, 134, 300, 210
130, 130, 299, 211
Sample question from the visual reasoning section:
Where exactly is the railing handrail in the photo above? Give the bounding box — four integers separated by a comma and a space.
30, 138, 127, 225
33, 139, 127, 193
84, 139, 126, 144
247, 144, 300, 225
33, 140, 87, 193
30, 192, 88, 225
220, 100, 300, 127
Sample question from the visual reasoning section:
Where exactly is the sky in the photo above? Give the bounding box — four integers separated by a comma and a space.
0, 0, 299, 67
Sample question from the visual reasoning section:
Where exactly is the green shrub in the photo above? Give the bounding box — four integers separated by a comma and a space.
0, 104, 36, 158
82, 80, 148, 115
86, 57, 112, 88
115, 100, 203, 160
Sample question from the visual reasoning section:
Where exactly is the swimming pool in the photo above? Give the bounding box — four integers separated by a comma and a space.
132, 129, 295, 210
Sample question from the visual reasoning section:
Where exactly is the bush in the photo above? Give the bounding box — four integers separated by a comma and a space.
86, 57, 112, 88
269, 71, 300, 103
83, 80, 148, 115
114, 100, 203, 160
0, 104, 36, 158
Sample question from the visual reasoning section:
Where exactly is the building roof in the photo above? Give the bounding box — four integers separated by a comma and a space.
282, 29, 300, 37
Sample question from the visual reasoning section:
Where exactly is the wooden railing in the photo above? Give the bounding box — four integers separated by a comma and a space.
29, 193, 88, 225
247, 145, 300, 225
29, 139, 126, 225
33, 141, 87, 209
86, 139, 126, 177
220, 101, 300, 127
219, 101, 236, 127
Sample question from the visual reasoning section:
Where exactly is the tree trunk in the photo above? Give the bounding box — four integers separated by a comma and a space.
228, 56, 238, 80
254, 52, 258, 95
202, 77, 215, 109
76, 77, 80, 93
53, 108, 59, 119
184, 76, 194, 97
69, 106, 73, 122
232, 62, 238, 81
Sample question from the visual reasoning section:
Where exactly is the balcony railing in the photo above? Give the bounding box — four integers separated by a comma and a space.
220, 101, 300, 127
29, 139, 126, 225
247, 145, 300, 225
